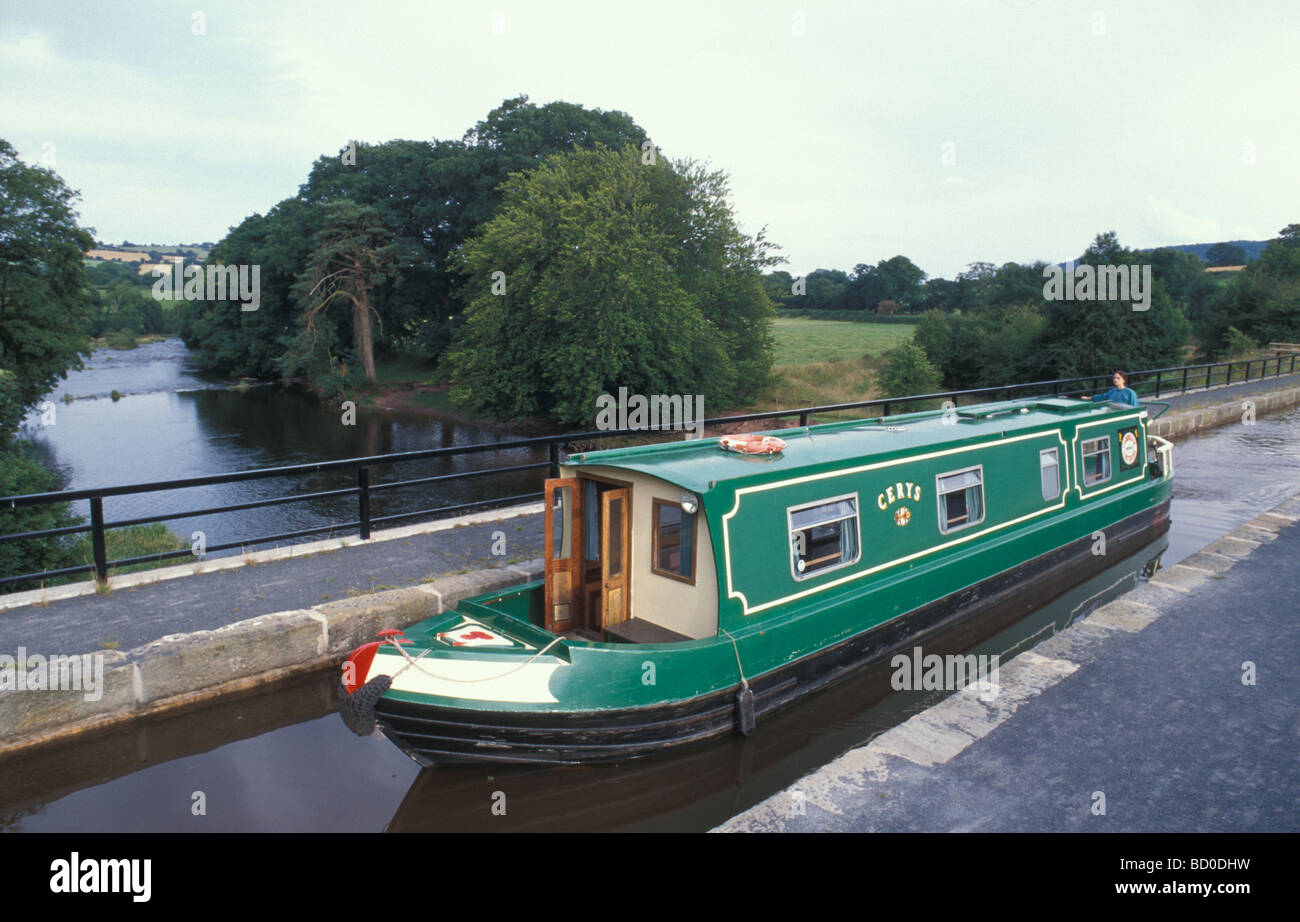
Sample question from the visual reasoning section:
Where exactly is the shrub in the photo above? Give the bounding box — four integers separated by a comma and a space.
877, 342, 944, 411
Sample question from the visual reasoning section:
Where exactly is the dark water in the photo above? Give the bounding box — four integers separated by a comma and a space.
16, 340, 544, 556
2, 351, 1297, 832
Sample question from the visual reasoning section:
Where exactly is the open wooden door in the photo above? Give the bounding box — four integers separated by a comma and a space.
600, 487, 631, 635
544, 479, 581, 634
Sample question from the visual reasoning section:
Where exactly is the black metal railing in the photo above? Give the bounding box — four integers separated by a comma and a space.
2, 353, 1296, 592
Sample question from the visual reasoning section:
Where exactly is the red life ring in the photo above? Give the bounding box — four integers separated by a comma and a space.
718, 434, 787, 454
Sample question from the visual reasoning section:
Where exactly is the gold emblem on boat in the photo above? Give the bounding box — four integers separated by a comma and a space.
894, 507, 911, 527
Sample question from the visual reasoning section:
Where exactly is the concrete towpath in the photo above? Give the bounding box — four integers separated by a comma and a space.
717, 493, 1300, 832
0, 507, 543, 655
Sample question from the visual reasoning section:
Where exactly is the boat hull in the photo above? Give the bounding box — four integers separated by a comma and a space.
372, 498, 1171, 765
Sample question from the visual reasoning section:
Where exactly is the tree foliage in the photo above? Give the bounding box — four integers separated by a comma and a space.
878, 342, 943, 408
445, 147, 778, 425
180, 97, 650, 393
1204, 242, 1247, 268
288, 201, 398, 382
0, 140, 93, 584
0, 139, 94, 438
1193, 224, 1300, 357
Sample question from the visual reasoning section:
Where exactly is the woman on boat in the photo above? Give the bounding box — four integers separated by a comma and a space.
1088, 371, 1140, 407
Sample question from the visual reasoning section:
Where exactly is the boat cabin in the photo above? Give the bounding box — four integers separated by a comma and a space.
542, 398, 1165, 644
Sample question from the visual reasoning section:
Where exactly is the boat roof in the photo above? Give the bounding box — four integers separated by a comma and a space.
564, 398, 1147, 496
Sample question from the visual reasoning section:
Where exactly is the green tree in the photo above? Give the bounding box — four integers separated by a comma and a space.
1147, 247, 1216, 330
181, 97, 652, 382
1037, 233, 1189, 377
289, 201, 398, 382
1195, 226, 1300, 356
445, 147, 777, 425
0, 140, 94, 584
1204, 242, 1247, 268
762, 270, 796, 309
877, 343, 943, 409
911, 309, 952, 371
803, 268, 851, 310
847, 257, 927, 311
0, 139, 94, 437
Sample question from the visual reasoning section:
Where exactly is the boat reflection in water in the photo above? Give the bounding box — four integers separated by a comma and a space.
385, 532, 1167, 833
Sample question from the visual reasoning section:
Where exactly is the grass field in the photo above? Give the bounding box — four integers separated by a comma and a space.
771, 317, 916, 366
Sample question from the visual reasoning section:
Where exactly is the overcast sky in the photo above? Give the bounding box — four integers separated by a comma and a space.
3, 0, 1296, 279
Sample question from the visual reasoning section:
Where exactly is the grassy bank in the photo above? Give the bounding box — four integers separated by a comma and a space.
2, 522, 190, 596
360, 317, 917, 426
771, 316, 915, 364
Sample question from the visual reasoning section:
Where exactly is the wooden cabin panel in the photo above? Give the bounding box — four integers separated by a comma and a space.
578, 465, 719, 640
544, 478, 582, 634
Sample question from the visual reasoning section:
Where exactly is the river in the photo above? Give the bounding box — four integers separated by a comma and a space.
17, 339, 544, 556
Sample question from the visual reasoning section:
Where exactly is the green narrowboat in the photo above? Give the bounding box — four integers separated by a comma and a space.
339, 397, 1174, 765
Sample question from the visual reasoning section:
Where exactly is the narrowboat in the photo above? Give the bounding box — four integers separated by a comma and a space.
339, 397, 1174, 765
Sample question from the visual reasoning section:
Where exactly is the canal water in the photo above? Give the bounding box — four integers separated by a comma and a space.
2, 347, 1297, 832
17, 340, 545, 557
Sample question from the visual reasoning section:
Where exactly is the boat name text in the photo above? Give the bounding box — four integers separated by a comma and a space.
878, 481, 921, 511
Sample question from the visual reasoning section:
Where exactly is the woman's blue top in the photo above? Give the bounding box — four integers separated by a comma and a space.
1092, 387, 1139, 407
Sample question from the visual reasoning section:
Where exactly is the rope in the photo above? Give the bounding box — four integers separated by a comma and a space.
384, 635, 564, 684
720, 628, 750, 691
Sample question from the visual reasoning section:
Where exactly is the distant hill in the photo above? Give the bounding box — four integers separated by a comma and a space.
1057, 239, 1272, 270
92, 242, 213, 261
1148, 240, 1271, 263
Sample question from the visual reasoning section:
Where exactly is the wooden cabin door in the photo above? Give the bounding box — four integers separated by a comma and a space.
544, 479, 581, 634
600, 488, 631, 634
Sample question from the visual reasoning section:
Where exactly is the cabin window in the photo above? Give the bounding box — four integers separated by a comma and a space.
551, 485, 573, 558
1040, 448, 1060, 501
652, 499, 696, 584
937, 467, 984, 534
1082, 437, 1111, 487
788, 495, 860, 580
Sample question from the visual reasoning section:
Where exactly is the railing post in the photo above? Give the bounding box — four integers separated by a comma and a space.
882, 401, 890, 418
1181, 367, 1188, 394
1153, 371, 1161, 399
799, 410, 808, 427
1205, 365, 1211, 390
1245, 361, 1252, 383
548, 442, 560, 479
358, 466, 371, 540
90, 495, 107, 584
1225, 362, 1232, 386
